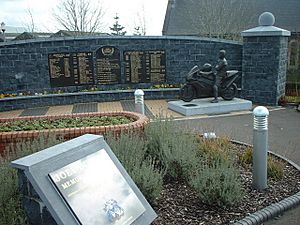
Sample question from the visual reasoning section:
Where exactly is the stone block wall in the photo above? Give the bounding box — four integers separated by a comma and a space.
0, 34, 291, 106
0, 36, 242, 93
242, 36, 289, 105
277, 37, 289, 99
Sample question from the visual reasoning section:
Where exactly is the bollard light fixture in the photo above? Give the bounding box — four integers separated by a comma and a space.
1, 22, 5, 33
134, 89, 145, 115
252, 106, 269, 191
0, 22, 6, 42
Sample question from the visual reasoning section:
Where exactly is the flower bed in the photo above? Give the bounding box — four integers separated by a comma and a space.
0, 111, 149, 154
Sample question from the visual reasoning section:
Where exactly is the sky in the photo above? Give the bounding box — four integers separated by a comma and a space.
0, 0, 168, 35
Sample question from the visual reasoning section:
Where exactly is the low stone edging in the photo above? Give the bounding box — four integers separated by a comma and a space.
0, 88, 180, 112
0, 111, 149, 153
231, 140, 300, 225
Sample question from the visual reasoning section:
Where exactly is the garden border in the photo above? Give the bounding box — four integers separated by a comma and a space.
232, 140, 300, 225
0, 111, 149, 153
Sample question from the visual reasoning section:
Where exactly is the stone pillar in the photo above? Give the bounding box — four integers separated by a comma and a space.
241, 12, 291, 105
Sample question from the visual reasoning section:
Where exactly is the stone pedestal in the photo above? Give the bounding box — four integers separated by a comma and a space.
241, 12, 291, 105
168, 98, 252, 116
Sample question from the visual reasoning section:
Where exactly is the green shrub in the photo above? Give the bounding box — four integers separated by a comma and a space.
190, 160, 244, 207
0, 134, 64, 225
0, 196, 28, 225
0, 162, 24, 225
129, 159, 163, 202
196, 136, 234, 165
105, 132, 164, 203
268, 157, 284, 180
238, 148, 284, 180
238, 146, 253, 167
145, 118, 200, 180
144, 118, 174, 169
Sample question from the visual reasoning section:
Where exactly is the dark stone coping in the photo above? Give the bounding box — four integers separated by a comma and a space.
0, 35, 242, 47
0, 88, 180, 112
232, 140, 300, 225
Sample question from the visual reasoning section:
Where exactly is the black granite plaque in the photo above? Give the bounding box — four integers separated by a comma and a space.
48, 149, 145, 225
124, 50, 166, 83
96, 46, 121, 84
49, 52, 94, 87
148, 50, 166, 83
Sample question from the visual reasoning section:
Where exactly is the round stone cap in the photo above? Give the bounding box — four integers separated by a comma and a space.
134, 89, 144, 96
259, 12, 275, 26
253, 106, 269, 117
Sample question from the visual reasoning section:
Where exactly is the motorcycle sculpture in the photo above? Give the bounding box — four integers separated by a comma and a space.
180, 63, 240, 102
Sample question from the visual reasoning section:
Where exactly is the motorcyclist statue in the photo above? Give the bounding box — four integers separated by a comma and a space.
180, 49, 239, 102
211, 50, 228, 103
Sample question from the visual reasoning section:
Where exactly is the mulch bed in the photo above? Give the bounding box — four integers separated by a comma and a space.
150, 144, 300, 225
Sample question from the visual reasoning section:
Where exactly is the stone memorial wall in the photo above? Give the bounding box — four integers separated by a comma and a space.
0, 36, 242, 93
0, 23, 290, 106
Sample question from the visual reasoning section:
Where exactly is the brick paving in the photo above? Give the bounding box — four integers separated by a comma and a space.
98, 101, 123, 112
120, 100, 154, 118
0, 100, 185, 119
19, 107, 49, 117
145, 100, 182, 118
72, 103, 98, 113
0, 109, 22, 118
0, 100, 257, 120
46, 105, 73, 116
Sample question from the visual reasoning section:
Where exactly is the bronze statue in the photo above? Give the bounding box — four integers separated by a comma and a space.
180, 50, 239, 102
212, 50, 228, 103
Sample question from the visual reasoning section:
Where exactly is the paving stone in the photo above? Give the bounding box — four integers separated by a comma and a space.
19, 107, 49, 117
121, 100, 154, 118
72, 102, 97, 113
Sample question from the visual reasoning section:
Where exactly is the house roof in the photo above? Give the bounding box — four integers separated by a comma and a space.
163, 0, 300, 36
13, 32, 52, 40
50, 30, 110, 38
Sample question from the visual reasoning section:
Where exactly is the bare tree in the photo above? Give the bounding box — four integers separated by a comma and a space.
183, 0, 256, 40
23, 8, 36, 33
134, 5, 147, 36
53, 0, 105, 35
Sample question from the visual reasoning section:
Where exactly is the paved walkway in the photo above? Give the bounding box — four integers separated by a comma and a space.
0, 99, 252, 119
0, 100, 299, 225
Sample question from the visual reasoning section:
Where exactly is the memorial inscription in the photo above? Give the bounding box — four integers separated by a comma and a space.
49, 52, 94, 87
124, 50, 166, 83
48, 48, 166, 88
49, 149, 146, 225
96, 46, 121, 84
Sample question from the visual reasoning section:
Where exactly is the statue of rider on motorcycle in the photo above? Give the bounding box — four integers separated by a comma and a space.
180, 49, 240, 103
212, 50, 228, 103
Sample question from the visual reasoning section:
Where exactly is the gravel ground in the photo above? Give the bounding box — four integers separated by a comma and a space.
150, 144, 300, 225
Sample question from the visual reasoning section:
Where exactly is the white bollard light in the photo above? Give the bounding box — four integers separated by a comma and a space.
252, 106, 269, 191
134, 89, 145, 115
